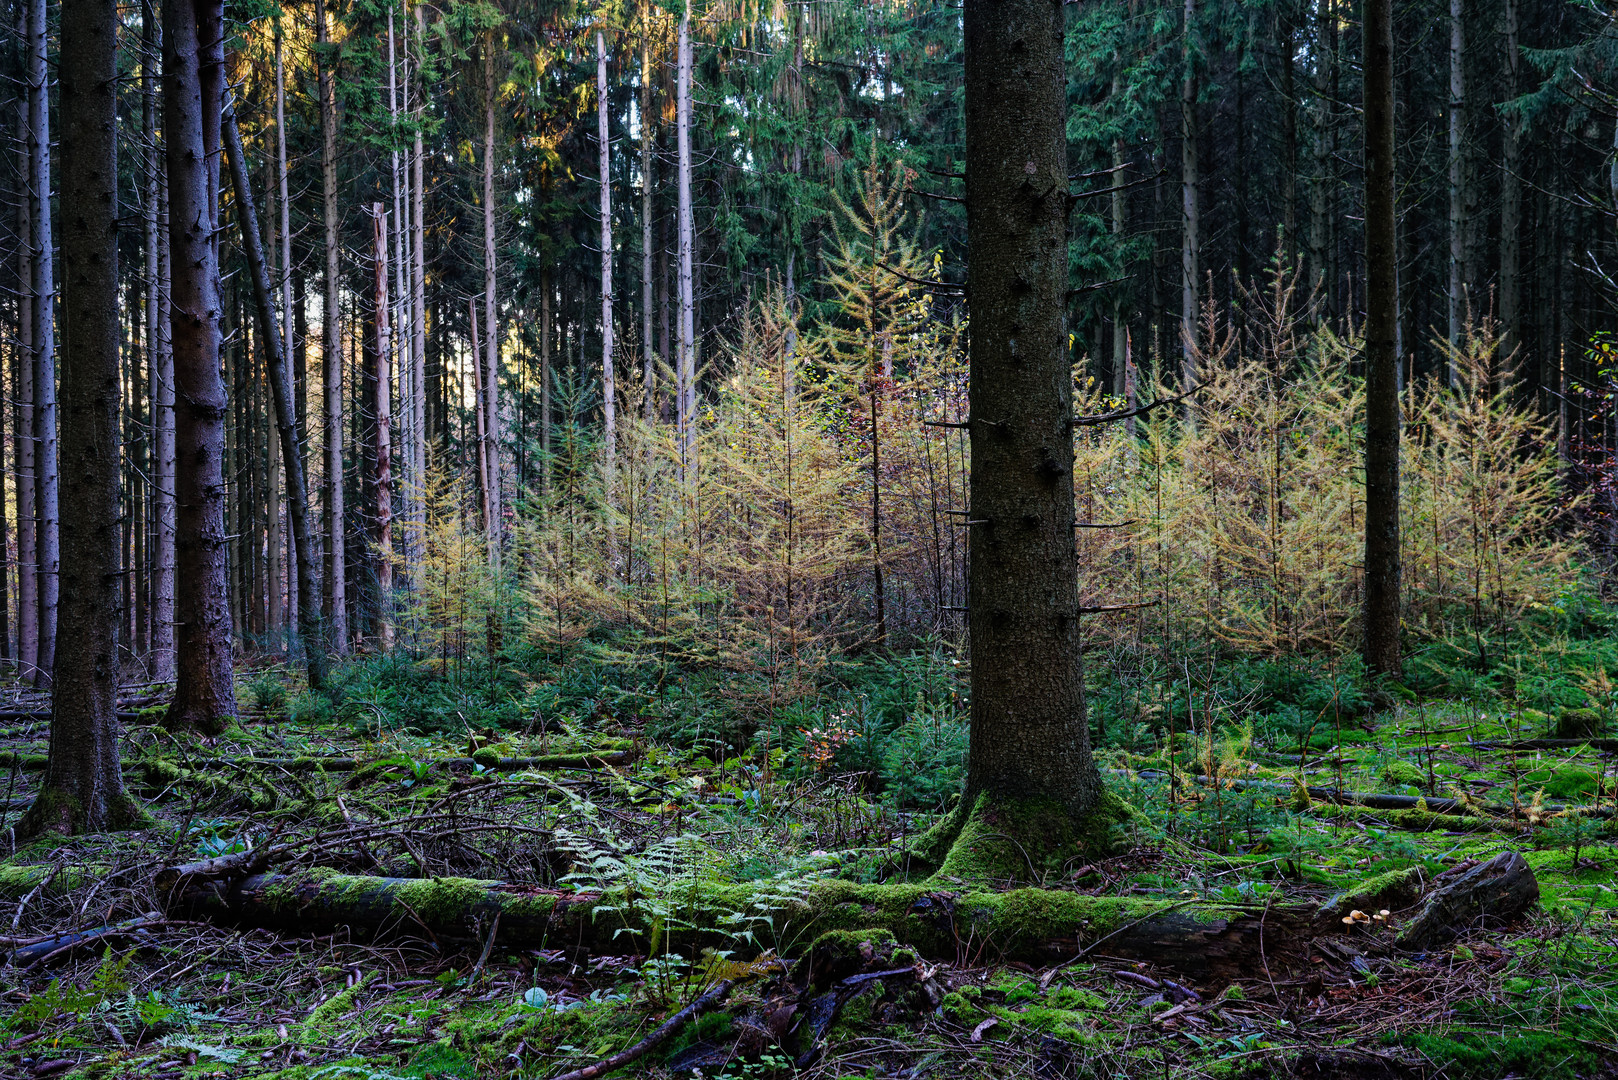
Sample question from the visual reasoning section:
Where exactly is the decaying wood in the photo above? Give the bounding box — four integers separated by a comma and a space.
546, 978, 734, 1080
159, 868, 1307, 981
0, 751, 631, 774
1395, 850, 1539, 949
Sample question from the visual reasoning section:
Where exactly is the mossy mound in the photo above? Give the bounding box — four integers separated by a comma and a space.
914, 789, 1138, 886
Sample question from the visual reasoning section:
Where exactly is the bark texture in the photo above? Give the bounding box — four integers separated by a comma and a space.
317, 0, 347, 654
1362, 0, 1401, 678
19, 0, 144, 836
960, 0, 1108, 835
164, 0, 238, 735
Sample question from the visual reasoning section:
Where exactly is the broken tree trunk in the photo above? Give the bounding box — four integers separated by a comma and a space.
161, 869, 1306, 981
1395, 850, 1539, 950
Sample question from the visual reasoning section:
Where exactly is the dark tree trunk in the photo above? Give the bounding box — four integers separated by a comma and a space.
19, 0, 144, 836
28, 0, 58, 688
1363, 0, 1400, 678
316, 0, 347, 655
933, 0, 1115, 878
222, 107, 326, 690
163, 0, 237, 735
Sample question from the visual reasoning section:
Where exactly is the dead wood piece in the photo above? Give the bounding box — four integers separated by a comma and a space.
152, 849, 275, 896
160, 869, 1309, 980
1395, 850, 1539, 950
1471, 738, 1618, 753
239, 752, 632, 772
11, 911, 165, 967
545, 978, 734, 1080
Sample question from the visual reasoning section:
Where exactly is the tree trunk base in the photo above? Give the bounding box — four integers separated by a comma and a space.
912, 790, 1136, 886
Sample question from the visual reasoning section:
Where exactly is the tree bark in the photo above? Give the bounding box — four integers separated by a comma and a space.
152, 100, 176, 684
641, 8, 655, 423
27, 0, 59, 688
13, 9, 37, 682
316, 0, 348, 654
481, 38, 502, 569
222, 107, 326, 690
1447, 0, 1467, 374
373, 205, 393, 652
163, 0, 238, 735
18, 0, 144, 837
953, 0, 1112, 867
598, 29, 617, 497
1179, 0, 1199, 387
1499, 0, 1521, 369
1362, 0, 1401, 679
410, 5, 428, 556
676, 8, 696, 487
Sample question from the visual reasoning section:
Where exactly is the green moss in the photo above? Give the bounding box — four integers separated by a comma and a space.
1045, 985, 1106, 1011
1318, 865, 1426, 920
940, 987, 982, 1024
471, 747, 502, 769
1380, 760, 1427, 790
299, 972, 375, 1039
917, 789, 1137, 886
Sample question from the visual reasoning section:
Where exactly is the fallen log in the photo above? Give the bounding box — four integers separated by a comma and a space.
162, 867, 1306, 981
1395, 850, 1539, 949
1130, 769, 1611, 819
0, 750, 633, 774
1469, 738, 1618, 753
10, 911, 165, 967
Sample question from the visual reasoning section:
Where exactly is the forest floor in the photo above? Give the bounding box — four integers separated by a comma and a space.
3, 620, 1618, 1079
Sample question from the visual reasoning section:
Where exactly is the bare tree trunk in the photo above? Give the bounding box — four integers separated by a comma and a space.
676, 9, 695, 487
1179, 0, 1199, 388
470, 297, 493, 535
598, 29, 617, 497
1363, 0, 1401, 678
20, 0, 144, 837
1308, 0, 1330, 301
152, 91, 176, 684
1111, 126, 1127, 397
481, 38, 501, 568
222, 107, 326, 690
164, 0, 238, 735
410, 4, 428, 557
373, 205, 393, 651
386, 7, 411, 596
541, 268, 552, 495
641, 12, 655, 422
13, 8, 37, 681
316, 0, 347, 654
1447, 0, 1467, 376
946, 0, 1110, 868
1499, 0, 1521, 369
27, 0, 58, 688
276, 18, 296, 634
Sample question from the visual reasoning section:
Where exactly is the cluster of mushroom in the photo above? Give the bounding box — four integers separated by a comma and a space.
1341, 908, 1392, 925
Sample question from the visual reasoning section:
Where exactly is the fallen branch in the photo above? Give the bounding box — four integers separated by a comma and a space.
0, 750, 632, 774
545, 978, 735, 1080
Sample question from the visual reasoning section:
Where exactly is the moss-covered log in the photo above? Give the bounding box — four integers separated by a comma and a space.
164, 868, 1306, 981
0, 749, 632, 774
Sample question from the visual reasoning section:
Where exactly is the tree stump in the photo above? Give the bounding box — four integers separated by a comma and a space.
1395, 850, 1538, 950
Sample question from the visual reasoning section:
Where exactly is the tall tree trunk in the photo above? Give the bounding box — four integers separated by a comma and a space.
598, 29, 617, 497
164, 0, 237, 735
264, 152, 283, 641
676, 9, 695, 487
944, 0, 1112, 872
1281, 15, 1296, 262
21, 0, 144, 837
1499, 0, 1521, 372
541, 268, 552, 495
222, 108, 326, 690
276, 18, 296, 633
1447, 0, 1467, 376
373, 205, 393, 651
641, 11, 655, 422
1363, 0, 1401, 678
1179, 0, 1199, 388
13, 9, 37, 681
387, 7, 411, 595
316, 0, 347, 653
151, 90, 176, 684
1309, 0, 1331, 301
470, 297, 493, 535
27, 0, 58, 687
410, 4, 428, 555
481, 37, 502, 568
1111, 125, 1127, 397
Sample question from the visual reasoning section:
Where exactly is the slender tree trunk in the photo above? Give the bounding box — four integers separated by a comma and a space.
641, 13, 655, 422
21, 0, 144, 837
411, 4, 428, 553
1179, 0, 1199, 387
164, 0, 237, 735
598, 30, 617, 497
27, 0, 58, 687
222, 107, 326, 690
541, 268, 552, 495
1499, 0, 1521, 372
1111, 126, 1127, 397
387, 7, 411, 595
316, 0, 347, 653
1309, 0, 1331, 300
676, 9, 695, 487
481, 37, 502, 567
13, 10, 37, 681
470, 297, 493, 536
1281, 16, 1296, 262
1447, 0, 1467, 374
373, 205, 393, 651
264, 153, 283, 640
951, 0, 1109, 860
1363, 0, 1401, 678
151, 100, 176, 684
276, 19, 296, 633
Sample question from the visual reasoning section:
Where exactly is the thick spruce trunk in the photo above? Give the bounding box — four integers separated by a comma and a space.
1362, 0, 1401, 678
19, 0, 145, 836
928, 0, 1121, 880
163, 0, 238, 735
